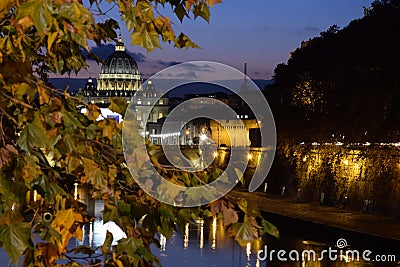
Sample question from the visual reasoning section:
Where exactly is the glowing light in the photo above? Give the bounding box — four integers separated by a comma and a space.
184, 223, 189, 249
74, 182, 78, 200
200, 134, 207, 141
33, 190, 37, 202
88, 221, 93, 247
149, 132, 180, 138
303, 156, 307, 162
212, 217, 217, 250
199, 220, 204, 249
247, 153, 253, 160
213, 152, 218, 158
246, 242, 251, 260
160, 234, 166, 251
343, 159, 349, 166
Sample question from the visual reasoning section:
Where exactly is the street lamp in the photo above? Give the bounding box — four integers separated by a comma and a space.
200, 134, 207, 141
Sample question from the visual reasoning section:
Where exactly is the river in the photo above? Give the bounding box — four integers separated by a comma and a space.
1, 200, 399, 266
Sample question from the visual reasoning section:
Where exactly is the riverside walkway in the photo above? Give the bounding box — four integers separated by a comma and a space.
229, 190, 400, 242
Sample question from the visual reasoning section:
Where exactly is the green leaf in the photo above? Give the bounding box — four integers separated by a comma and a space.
82, 158, 108, 188
261, 219, 280, 239
193, 3, 210, 22
101, 231, 113, 255
231, 217, 259, 247
117, 200, 131, 216
174, 4, 187, 22
0, 174, 26, 205
17, 0, 53, 34
17, 113, 47, 153
0, 222, 32, 265
116, 237, 144, 258
33, 175, 67, 202
70, 245, 95, 255
159, 219, 174, 239
109, 97, 128, 115
103, 201, 124, 230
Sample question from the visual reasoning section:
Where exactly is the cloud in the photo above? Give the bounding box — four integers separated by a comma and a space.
181, 63, 214, 72
304, 26, 320, 32
87, 44, 147, 62
175, 71, 198, 79
156, 60, 182, 67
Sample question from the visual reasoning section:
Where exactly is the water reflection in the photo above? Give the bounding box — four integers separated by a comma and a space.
2, 200, 395, 267
151, 217, 396, 267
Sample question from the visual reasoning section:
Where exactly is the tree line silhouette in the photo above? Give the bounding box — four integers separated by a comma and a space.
265, 0, 400, 143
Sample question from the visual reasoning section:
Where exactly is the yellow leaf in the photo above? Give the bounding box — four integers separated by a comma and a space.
85, 103, 101, 121
51, 208, 83, 248
206, 0, 223, 8
115, 260, 124, 267
38, 85, 51, 104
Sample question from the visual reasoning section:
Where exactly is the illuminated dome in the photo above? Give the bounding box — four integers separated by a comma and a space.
97, 37, 141, 93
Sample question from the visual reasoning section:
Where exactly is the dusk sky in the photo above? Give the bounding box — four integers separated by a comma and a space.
75, 0, 374, 80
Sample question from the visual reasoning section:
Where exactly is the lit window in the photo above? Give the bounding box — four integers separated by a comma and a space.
244, 115, 248, 119
137, 99, 142, 104
158, 112, 163, 119
159, 99, 164, 105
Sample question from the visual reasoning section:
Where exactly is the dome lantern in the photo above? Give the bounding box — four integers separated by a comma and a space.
115, 35, 125, 52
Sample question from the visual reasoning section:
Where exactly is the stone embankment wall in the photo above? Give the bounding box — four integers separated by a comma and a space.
264, 144, 400, 216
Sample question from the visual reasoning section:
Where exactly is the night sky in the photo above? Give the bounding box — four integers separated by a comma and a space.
73, 0, 374, 80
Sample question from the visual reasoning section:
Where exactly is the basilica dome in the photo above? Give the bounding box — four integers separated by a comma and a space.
97, 37, 141, 93
100, 45, 139, 76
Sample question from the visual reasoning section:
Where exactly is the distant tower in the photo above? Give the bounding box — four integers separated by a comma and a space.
240, 62, 249, 92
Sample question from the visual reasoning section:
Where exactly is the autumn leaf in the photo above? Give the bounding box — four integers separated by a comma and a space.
262, 219, 280, 239
109, 97, 128, 115
51, 208, 83, 249
21, 154, 43, 185
17, 0, 53, 34
210, 199, 226, 216
103, 201, 124, 231
116, 237, 145, 264
36, 242, 60, 265
38, 85, 51, 104
222, 208, 238, 226
85, 103, 101, 122
206, 0, 223, 8
230, 216, 260, 247
82, 158, 108, 188
101, 231, 113, 255
0, 222, 32, 265
17, 113, 47, 153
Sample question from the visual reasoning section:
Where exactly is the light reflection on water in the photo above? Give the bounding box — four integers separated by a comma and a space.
1, 200, 397, 267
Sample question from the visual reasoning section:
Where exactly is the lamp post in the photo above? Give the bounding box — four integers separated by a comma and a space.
185, 129, 190, 145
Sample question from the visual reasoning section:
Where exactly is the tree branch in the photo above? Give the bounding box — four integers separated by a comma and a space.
0, 90, 36, 110
0, 106, 19, 128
